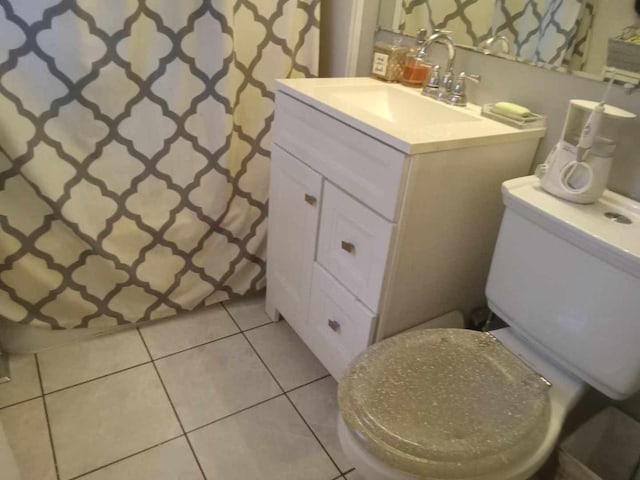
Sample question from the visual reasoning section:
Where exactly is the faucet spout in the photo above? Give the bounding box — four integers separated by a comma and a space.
419, 31, 456, 74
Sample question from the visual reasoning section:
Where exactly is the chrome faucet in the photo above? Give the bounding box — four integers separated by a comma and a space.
418, 31, 457, 99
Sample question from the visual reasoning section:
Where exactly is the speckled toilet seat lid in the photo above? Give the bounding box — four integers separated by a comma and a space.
338, 329, 551, 478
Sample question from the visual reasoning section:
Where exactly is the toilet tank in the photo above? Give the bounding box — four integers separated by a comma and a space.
486, 176, 640, 400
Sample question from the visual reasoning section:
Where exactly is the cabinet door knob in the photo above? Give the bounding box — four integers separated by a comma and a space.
304, 194, 317, 206
328, 319, 341, 332
341, 241, 355, 254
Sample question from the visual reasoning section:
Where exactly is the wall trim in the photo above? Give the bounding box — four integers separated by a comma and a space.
344, 0, 365, 76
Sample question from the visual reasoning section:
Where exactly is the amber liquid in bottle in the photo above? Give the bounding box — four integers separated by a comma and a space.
401, 62, 432, 87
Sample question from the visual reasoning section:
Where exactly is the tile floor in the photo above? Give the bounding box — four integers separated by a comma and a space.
0, 294, 361, 480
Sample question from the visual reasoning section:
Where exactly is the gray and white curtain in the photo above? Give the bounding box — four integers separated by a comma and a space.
400, 0, 495, 45
492, 0, 596, 69
401, 0, 595, 69
0, 0, 319, 329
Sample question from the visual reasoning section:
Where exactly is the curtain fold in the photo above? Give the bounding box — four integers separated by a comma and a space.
401, 0, 494, 45
399, 0, 596, 69
0, 0, 319, 329
491, 0, 596, 68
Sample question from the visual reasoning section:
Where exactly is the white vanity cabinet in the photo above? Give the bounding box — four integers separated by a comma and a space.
266, 78, 545, 379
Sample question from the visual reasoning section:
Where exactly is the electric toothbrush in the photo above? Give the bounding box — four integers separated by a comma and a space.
576, 69, 616, 161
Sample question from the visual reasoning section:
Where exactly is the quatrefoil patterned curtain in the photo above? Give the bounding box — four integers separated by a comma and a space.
0, 0, 319, 329
401, 0, 595, 69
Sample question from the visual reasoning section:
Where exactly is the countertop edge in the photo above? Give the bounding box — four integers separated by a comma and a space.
276, 78, 546, 156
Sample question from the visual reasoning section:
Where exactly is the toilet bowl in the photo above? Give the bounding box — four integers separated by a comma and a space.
336, 176, 640, 479
337, 328, 585, 480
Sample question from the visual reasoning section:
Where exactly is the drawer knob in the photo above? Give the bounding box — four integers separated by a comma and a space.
304, 194, 317, 206
341, 241, 355, 254
328, 319, 341, 332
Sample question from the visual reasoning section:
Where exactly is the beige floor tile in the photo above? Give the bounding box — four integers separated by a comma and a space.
139, 304, 239, 359
0, 354, 41, 408
155, 335, 281, 431
289, 376, 351, 472
0, 398, 57, 480
189, 396, 339, 480
224, 293, 272, 330
345, 470, 365, 479
245, 321, 328, 391
77, 437, 203, 480
38, 328, 150, 393
46, 364, 181, 480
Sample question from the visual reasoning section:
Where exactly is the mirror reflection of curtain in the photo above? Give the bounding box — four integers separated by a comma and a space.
492, 0, 597, 68
400, 0, 494, 45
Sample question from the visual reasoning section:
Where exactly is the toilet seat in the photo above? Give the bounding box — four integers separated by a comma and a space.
338, 329, 552, 479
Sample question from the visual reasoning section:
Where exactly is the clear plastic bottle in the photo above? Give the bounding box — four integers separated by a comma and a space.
401, 29, 433, 87
371, 35, 408, 82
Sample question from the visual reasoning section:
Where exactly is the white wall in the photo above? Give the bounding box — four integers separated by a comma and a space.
319, 0, 379, 78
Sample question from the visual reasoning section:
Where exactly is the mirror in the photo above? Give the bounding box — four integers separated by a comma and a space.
378, 0, 640, 82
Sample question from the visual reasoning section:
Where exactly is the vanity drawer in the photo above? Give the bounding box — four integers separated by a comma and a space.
307, 263, 376, 379
274, 92, 408, 221
318, 182, 394, 312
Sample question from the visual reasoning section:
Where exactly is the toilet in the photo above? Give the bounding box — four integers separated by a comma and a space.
337, 176, 640, 480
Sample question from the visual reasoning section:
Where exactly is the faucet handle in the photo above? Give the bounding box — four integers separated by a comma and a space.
459, 72, 481, 84
436, 69, 456, 102
449, 72, 482, 106
421, 64, 441, 98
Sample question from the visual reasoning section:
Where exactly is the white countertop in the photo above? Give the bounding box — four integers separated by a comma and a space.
276, 77, 546, 155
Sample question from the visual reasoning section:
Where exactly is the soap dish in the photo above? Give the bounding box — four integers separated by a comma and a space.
481, 104, 547, 130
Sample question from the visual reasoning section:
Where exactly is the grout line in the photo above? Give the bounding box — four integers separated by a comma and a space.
222, 303, 344, 476
136, 328, 209, 480
285, 373, 332, 393
68, 434, 184, 480
283, 392, 344, 475
42, 361, 152, 396
234, 319, 274, 334
149, 330, 243, 362
222, 304, 286, 393
0, 393, 46, 411
34, 355, 60, 480
184, 392, 285, 435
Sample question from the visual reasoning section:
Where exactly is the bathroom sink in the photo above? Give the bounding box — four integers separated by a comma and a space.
323, 84, 480, 126
276, 77, 545, 154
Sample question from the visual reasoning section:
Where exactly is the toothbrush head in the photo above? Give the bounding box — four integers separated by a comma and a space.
601, 69, 617, 105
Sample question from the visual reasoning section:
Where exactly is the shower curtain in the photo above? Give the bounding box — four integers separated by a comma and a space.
399, 0, 595, 70
491, 0, 596, 69
400, 0, 494, 45
0, 0, 319, 329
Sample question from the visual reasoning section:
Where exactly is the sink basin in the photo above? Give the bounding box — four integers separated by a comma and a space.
276, 78, 545, 154
324, 84, 481, 126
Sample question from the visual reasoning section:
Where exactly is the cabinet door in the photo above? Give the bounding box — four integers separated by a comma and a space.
307, 263, 376, 379
266, 145, 322, 332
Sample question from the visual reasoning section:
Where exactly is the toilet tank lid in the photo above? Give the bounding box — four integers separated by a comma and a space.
502, 176, 640, 279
